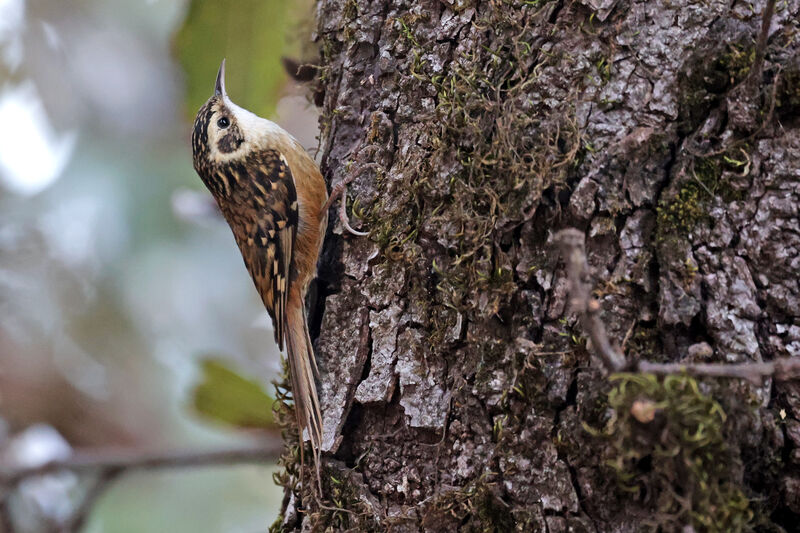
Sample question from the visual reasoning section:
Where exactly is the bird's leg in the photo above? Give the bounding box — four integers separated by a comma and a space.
323, 163, 381, 237
336, 182, 368, 237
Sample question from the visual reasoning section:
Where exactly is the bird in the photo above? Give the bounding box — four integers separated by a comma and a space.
191, 59, 327, 488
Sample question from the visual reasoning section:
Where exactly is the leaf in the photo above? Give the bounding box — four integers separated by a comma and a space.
193, 358, 277, 429
175, 0, 294, 121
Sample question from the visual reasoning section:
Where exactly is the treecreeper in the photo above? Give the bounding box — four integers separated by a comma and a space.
191, 59, 327, 488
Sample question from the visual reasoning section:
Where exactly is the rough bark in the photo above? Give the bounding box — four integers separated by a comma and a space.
275, 0, 800, 531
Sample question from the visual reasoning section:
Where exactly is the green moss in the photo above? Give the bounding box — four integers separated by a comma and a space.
269, 360, 305, 531
268, 364, 382, 531
424, 54, 577, 313
472, 336, 511, 388
357, 3, 582, 320
343, 0, 358, 20
305, 468, 380, 532
716, 44, 756, 87
422, 480, 515, 532
315, 34, 343, 139
271, 382, 380, 531
656, 148, 749, 241
656, 180, 707, 236
588, 374, 753, 531
678, 42, 755, 135
593, 54, 612, 84
625, 325, 662, 363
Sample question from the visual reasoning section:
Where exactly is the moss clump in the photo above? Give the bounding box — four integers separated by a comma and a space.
342, 0, 358, 20
656, 149, 748, 240
269, 360, 305, 531
381, 3, 581, 317
625, 325, 663, 363
271, 375, 380, 531
678, 42, 755, 135
715, 44, 756, 88
656, 180, 708, 237
305, 469, 380, 532
589, 374, 752, 532
422, 480, 515, 532
270, 360, 377, 532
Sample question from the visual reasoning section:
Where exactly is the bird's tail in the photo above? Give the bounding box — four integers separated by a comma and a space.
285, 289, 323, 491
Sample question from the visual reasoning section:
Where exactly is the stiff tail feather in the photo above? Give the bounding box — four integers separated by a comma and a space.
285, 290, 323, 491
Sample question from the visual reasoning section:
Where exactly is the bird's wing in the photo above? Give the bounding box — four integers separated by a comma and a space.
236, 149, 298, 350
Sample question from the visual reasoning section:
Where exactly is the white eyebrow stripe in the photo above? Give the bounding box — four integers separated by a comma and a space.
207, 98, 289, 164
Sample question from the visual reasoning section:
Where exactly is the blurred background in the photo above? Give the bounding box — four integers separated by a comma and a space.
0, 0, 319, 531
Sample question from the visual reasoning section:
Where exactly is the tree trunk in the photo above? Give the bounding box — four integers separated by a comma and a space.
275, 0, 800, 530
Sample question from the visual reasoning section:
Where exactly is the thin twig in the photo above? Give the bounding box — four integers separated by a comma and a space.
554, 228, 800, 383
2, 440, 283, 486
639, 358, 800, 385
751, 0, 776, 86
58, 468, 123, 533
1, 442, 283, 533
554, 229, 627, 372
0, 496, 16, 533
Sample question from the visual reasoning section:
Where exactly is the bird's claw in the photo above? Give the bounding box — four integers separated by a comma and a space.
338, 185, 369, 236
324, 164, 379, 237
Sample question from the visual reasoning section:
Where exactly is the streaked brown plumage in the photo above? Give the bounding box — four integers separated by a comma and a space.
191, 60, 327, 486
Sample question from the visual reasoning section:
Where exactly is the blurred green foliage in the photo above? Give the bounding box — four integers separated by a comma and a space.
0, 0, 314, 529
194, 359, 277, 429
175, 0, 293, 120
86, 465, 282, 533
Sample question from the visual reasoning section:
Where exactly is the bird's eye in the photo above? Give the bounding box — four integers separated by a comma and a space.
217, 117, 230, 129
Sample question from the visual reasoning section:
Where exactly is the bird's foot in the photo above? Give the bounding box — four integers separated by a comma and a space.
323, 164, 381, 237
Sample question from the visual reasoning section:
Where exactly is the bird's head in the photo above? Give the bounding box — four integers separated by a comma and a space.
192, 59, 282, 174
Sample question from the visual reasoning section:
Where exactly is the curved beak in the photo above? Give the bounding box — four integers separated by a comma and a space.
214, 58, 227, 98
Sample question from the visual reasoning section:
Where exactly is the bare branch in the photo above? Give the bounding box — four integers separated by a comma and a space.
0, 497, 16, 533
57, 468, 123, 533
554, 228, 800, 384
554, 229, 627, 372
1, 440, 284, 533
639, 358, 800, 385
2, 440, 283, 486
752, 0, 776, 85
